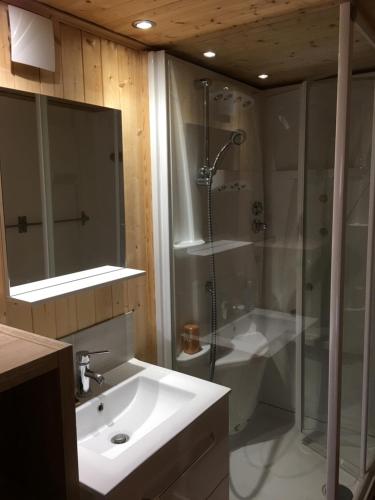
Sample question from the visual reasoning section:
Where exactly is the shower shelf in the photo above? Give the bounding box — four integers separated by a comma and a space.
187, 239, 253, 256
173, 239, 205, 250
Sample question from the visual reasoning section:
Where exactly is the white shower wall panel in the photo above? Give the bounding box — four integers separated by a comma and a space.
168, 56, 264, 354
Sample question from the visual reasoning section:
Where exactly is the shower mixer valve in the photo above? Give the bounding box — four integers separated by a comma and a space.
252, 219, 268, 233
252, 201, 263, 216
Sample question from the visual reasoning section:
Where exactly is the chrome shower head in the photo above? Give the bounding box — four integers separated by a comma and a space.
196, 129, 247, 185
230, 129, 246, 146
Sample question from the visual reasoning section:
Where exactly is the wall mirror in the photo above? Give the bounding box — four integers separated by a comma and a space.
0, 87, 125, 288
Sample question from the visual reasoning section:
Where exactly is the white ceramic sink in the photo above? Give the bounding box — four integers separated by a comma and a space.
76, 358, 229, 496
77, 375, 194, 460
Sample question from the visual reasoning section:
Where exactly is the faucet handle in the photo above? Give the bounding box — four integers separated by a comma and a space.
76, 350, 110, 365
77, 349, 110, 356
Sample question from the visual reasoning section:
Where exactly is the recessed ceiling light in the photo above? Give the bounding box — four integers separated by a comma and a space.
132, 20, 156, 30
203, 51, 216, 58
258, 74, 269, 80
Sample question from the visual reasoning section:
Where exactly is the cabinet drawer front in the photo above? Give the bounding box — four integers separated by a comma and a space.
158, 436, 228, 500
208, 476, 229, 500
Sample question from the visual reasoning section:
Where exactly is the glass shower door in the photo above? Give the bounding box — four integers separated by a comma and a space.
302, 21, 375, 489
302, 78, 336, 457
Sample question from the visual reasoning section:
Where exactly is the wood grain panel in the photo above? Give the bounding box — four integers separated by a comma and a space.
101, 38, 120, 108
76, 290, 96, 330
117, 45, 156, 361
37, 0, 375, 87
0, 1, 156, 362
55, 295, 78, 339
0, 3, 14, 88
123, 281, 130, 313
118, 47, 147, 268
37, 0, 339, 45
6, 300, 33, 331
39, 20, 64, 98
61, 23, 85, 101
94, 285, 113, 323
139, 51, 156, 355
8, 0, 145, 50
167, 4, 375, 87
0, 156, 8, 324
111, 282, 126, 316
357, 0, 375, 34
82, 31, 103, 105
13, 62, 40, 93
32, 301, 57, 338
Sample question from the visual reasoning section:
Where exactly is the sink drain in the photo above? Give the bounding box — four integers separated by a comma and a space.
110, 433, 129, 445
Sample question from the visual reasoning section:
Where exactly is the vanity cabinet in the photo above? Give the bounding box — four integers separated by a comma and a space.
80, 395, 229, 500
0, 325, 79, 500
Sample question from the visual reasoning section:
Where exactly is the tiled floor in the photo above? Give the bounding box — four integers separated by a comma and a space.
229, 404, 357, 500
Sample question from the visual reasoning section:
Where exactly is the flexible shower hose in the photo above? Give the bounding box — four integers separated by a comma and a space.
207, 172, 217, 381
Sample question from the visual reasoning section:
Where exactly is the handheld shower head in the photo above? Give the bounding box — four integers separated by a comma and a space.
230, 129, 247, 146
197, 128, 247, 184
207, 129, 247, 178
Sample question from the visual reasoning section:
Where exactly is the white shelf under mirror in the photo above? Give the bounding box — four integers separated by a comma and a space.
9, 266, 145, 304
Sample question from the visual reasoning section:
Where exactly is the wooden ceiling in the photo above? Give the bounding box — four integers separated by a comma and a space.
37, 0, 339, 45
37, 0, 375, 88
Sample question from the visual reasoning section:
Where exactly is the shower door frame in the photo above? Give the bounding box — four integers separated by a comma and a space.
355, 0, 375, 485
325, 2, 353, 498
326, 1, 375, 498
148, 50, 174, 369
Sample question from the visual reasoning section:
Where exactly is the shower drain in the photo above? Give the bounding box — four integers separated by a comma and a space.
110, 433, 129, 445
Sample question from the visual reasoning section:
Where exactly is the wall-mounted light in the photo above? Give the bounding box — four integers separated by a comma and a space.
258, 74, 269, 80
203, 51, 216, 58
132, 20, 156, 30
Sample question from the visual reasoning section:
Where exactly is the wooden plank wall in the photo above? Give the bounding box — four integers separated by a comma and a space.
0, 1, 156, 362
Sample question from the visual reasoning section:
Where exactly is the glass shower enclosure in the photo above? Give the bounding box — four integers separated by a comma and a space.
149, 2, 375, 497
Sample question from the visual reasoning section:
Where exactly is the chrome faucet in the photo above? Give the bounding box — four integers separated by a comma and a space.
76, 350, 109, 397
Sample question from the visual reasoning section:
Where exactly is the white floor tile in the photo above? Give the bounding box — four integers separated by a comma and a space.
229, 404, 357, 500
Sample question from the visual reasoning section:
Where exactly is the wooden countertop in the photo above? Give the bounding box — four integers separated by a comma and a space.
0, 323, 70, 392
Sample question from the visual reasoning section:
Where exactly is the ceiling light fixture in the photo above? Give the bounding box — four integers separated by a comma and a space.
132, 20, 156, 30
203, 50, 216, 58
258, 73, 269, 80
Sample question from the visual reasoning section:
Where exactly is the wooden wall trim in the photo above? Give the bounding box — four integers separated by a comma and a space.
0, 0, 157, 362
7, 0, 147, 51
